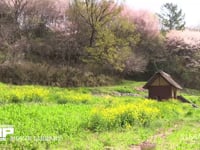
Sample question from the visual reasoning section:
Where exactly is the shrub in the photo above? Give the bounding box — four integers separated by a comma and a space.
57, 99, 68, 104
0, 63, 117, 87
88, 100, 161, 131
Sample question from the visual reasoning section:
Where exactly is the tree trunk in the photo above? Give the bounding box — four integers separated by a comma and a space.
90, 28, 96, 47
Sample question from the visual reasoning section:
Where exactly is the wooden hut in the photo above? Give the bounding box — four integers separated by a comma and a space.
143, 71, 182, 100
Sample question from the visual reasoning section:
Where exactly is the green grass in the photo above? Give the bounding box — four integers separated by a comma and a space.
153, 119, 200, 150
88, 80, 146, 96
0, 104, 91, 149
0, 81, 199, 149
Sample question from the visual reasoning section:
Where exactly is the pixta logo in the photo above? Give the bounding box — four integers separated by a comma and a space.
0, 125, 14, 141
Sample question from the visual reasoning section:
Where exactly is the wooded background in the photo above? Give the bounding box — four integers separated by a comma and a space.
0, 0, 199, 88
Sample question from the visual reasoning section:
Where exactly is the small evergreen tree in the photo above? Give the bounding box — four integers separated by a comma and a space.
158, 3, 185, 31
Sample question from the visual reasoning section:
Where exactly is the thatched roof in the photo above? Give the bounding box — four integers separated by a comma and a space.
143, 71, 183, 90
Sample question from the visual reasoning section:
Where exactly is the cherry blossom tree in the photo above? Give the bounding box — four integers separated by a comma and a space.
166, 30, 200, 70
122, 6, 160, 39
121, 6, 163, 74
162, 30, 200, 88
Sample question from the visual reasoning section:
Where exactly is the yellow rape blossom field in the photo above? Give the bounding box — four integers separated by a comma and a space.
0, 81, 199, 149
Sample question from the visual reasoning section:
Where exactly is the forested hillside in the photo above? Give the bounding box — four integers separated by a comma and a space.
0, 0, 200, 89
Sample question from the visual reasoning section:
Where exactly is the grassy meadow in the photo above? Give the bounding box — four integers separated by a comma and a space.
0, 81, 199, 149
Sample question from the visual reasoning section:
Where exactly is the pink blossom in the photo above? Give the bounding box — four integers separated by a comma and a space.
121, 6, 160, 38
166, 30, 200, 50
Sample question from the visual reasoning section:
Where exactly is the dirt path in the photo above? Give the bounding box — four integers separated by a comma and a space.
130, 123, 182, 150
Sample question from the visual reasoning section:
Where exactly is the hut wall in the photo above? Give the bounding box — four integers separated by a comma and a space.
149, 85, 172, 100
151, 76, 169, 86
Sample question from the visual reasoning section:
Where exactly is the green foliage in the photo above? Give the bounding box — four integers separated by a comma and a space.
0, 83, 95, 104
88, 100, 185, 131
68, 0, 139, 72
158, 3, 185, 31
85, 21, 137, 71
0, 104, 91, 149
88, 100, 160, 131
68, 0, 122, 46
0, 81, 199, 149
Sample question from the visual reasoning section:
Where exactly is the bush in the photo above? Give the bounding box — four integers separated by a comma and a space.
10, 95, 21, 103
57, 99, 68, 104
88, 100, 161, 131
0, 63, 117, 87
88, 100, 184, 131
